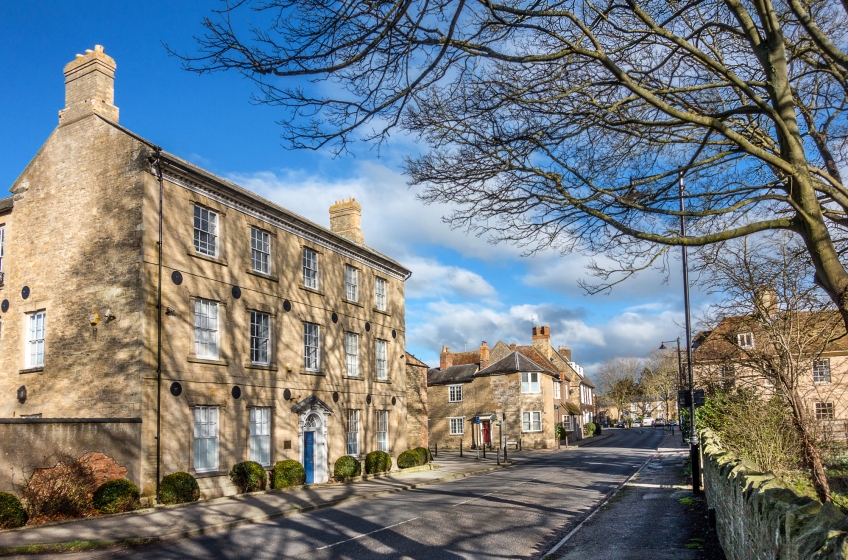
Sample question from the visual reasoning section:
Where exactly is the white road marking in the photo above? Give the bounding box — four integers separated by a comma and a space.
315, 516, 421, 550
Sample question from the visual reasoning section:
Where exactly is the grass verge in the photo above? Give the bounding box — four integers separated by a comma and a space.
0, 538, 155, 557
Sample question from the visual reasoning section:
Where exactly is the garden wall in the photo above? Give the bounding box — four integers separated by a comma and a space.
701, 428, 848, 559
0, 418, 141, 495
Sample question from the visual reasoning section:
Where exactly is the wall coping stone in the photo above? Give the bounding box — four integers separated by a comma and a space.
0, 418, 142, 424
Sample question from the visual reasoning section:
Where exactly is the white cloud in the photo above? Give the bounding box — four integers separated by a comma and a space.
404, 257, 496, 299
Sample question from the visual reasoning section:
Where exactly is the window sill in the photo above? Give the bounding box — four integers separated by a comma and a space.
19, 367, 44, 375
373, 308, 391, 317
193, 470, 226, 478
374, 378, 391, 384
448, 400, 462, 404
344, 298, 363, 308
246, 269, 279, 282
245, 363, 279, 371
449, 433, 464, 436
187, 356, 229, 366
188, 251, 228, 267
344, 375, 364, 381
299, 285, 325, 297
300, 369, 326, 377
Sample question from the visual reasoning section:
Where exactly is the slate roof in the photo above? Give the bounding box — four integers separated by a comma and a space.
405, 352, 429, 368
427, 364, 479, 386
514, 346, 561, 378
475, 351, 558, 378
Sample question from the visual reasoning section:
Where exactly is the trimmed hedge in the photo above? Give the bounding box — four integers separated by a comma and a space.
92, 479, 140, 514
0, 492, 27, 529
583, 422, 597, 436
229, 461, 267, 493
271, 460, 306, 489
160, 472, 200, 505
397, 449, 425, 469
413, 447, 431, 464
334, 455, 362, 479
365, 451, 392, 474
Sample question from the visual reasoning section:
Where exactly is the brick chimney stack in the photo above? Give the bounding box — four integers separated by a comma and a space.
440, 345, 453, 370
559, 345, 572, 362
479, 341, 490, 369
329, 198, 364, 245
59, 45, 119, 125
531, 325, 552, 359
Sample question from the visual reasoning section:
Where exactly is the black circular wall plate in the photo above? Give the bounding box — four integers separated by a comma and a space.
171, 271, 183, 285
392, 329, 397, 339
21, 286, 30, 300
170, 382, 182, 397
1, 299, 8, 313
231, 386, 242, 399
333, 391, 339, 403
283, 300, 292, 312
284, 388, 292, 400
391, 396, 397, 406
232, 286, 241, 299
332, 312, 338, 323
365, 322, 371, 332
366, 394, 372, 405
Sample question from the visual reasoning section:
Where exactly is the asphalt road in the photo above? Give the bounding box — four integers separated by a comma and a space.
64, 429, 665, 560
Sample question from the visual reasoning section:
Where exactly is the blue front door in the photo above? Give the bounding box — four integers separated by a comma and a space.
304, 431, 315, 484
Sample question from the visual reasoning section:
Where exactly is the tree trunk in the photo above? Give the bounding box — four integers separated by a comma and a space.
789, 399, 832, 503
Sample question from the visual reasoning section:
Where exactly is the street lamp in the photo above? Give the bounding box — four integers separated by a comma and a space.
659, 338, 684, 439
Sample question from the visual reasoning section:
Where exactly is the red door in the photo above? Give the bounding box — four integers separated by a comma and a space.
482, 421, 491, 444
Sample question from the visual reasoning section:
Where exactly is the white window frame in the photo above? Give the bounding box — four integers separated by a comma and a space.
250, 311, 271, 365
302, 248, 319, 289
303, 322, 320, 371
737, 332, 755, 349
521, 372, 540, 393
553, 380, 561, 399
193, 406, 219, 473
345, 265, 359, 302
449, 417, 464, 435
345, 332, 359, 377
346, 409, 360, 456
377, 410, 388, 453
522, 411, 542, 432
194, 298, 219, 360
813, 359, 831, 384
375, 277, 387, 311
375, 339, 388, 380
193, 205, 218, 257
250, 227, 271, 275
26, 310, 46, 368
249, 407, 271, 466
562, 416, 573, 431
448, 385, 463, 402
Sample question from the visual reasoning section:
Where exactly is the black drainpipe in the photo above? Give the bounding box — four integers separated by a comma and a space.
154, 147, 165, 503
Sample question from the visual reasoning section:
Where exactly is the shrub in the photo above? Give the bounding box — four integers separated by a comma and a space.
334, 456, 361, 479
595, 424, 602, 435
413, 447, 431, 464
365, 451, 392, 474
160, 472, 200, 505
0, 492, 27, 529
555, 424, 567, 440
583, 422, 596, 437
271, 460, 306, 489
229, 461, 267, 493
397, 449, 422, 469
92, 479, 140, 514
23, 458, 97, 521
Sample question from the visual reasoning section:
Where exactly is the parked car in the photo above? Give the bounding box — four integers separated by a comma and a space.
669, 420, 678, 426
654, 419, 666, 427
632, 422, 642, 427
616, 422, 626, 428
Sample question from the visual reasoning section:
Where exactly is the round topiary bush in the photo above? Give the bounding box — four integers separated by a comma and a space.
160, 472, 200, 505
334, 455, 361, 480
397, 449, 422, 469
92, 479, 140, 514
413, 447, 431, 464
365, 451, 391, 474
271, 460, 306, 489
229, 461, 267, 493
0, 492, 27, 529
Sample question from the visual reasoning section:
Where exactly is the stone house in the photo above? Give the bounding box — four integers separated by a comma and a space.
427, 326, 591, 448
0, 45, 416, 499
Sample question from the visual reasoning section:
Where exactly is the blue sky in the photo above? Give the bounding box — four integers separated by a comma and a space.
0, 2, 701, 376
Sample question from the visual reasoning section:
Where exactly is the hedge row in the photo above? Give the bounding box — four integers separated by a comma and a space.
397, 447, 431, 469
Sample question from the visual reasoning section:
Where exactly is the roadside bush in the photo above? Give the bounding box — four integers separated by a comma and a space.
271, 460, 306, 489
229, 461, 267, 493
583, 422, 596, 437
595, 424, 602, 436
160, 472, 200, 505
334, 456, 361, 479
23, 458, 97, 521
555, 424, 567, 440
365, 451, 392, 474
0, 492, 27, 529
92, 479, 140, 514
397, 449, 424, 469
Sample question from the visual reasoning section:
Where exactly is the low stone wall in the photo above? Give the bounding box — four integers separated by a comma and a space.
701, 428, 848, 560
0, 418, 141, 496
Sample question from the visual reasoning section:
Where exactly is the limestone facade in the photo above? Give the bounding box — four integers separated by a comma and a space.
0, 45, 413, 499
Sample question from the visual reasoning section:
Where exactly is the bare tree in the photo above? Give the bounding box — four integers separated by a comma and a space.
642, 350, 680, 421
596, 357, 641, 420
694, 234, 845, 503
177, 0, 848, 329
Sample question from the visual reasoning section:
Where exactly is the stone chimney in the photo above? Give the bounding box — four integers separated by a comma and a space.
531, 325, 552, 359
559, 345, 572, 362
329, 198, 364, 245
59, 45, 119, 125
479, 341, 490, 369
440, 345, 453, 370
509, 343, 517, 351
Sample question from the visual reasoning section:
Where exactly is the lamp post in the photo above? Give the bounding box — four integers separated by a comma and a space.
659, 337, 684, 440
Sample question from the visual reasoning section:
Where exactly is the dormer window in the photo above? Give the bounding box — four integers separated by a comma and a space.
737, 332, 755, 349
